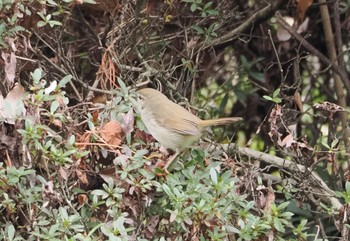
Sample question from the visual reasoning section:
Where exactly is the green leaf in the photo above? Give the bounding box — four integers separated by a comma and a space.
117, 77, 128, 94
191, 25, 204, 34
83, 0, 97, 3
272, 88, 280, 98
162, 184, 173, 198
273, 218, 285, 232
68, 135, 75, 146
91, 189, 108, 196
7, 224, 15, 241
190, 3, 198, 12
31, 68, 42, 83
210, 168, 218, 184
346, 181, 350, 193
263, 95, 273, 101
48, 20, 62, 27
59, 75, 72, 88
277, 201, 289, 210
50, 100, 59, 113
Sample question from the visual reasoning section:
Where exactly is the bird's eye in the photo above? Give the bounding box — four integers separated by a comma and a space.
137, 95, 146, 108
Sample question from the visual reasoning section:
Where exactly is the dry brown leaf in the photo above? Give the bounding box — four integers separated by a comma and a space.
77, 194, 88, 207
42, 181, 63, 208
77, 132, 92, 150
52, 119, 63, 129
91, 94, 107, 104
92, 110, 99, 123
0, 83, 26, 124
76, 169, 89, 184
58, 166, 68, 181
99, 167, 120, 183
134, 129, 154, 145
293, 91, 303, 112
98, 120, 124, 146
121, 109, 134, 135
314, 101, 347, 113
296, 0, 313, 23
263, 188, 276, 212
1, 52, 17, 85
279, 134, 295, 148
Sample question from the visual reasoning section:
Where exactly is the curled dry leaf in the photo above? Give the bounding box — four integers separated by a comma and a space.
98, 120, 124, 147
121, 109, 134, 135
134, 129, 154, 145
313, 101, 347, 113
52, 119, 63, 129
42, 180, 63, 208
277, 16, 309, 41
0, 83, 26, 124
76, 169, 89, 185
58, 166, 68, 181
77, 194, 89, 207
296, 0, 313, 23
278, 134, 295, 148
1, 51, 17, 85
263, 188, 275, 212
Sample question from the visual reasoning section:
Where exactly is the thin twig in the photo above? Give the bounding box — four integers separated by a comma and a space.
276, 11, 350, 93
226, 145, 343, 210
204, 0, 287, 49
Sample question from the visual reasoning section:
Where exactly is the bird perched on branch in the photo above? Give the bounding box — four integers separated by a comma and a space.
137, 88, 242, 172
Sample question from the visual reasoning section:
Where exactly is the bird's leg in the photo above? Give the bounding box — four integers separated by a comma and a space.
163, 149, 180, 174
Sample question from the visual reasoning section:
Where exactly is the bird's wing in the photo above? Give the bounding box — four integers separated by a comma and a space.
159, 102, 201, 136
163, 117, 201, 136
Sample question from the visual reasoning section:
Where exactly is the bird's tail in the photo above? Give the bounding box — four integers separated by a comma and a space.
199, 117, 242, 128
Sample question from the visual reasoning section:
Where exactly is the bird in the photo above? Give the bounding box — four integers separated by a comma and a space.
137, 88, 242, 172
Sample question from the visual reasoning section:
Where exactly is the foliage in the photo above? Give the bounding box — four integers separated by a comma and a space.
0, 0, 349, 240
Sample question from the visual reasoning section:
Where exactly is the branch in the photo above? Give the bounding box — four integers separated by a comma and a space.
276, 12, 350, 94
230, 146, 343, 210
204, 0, 288, 49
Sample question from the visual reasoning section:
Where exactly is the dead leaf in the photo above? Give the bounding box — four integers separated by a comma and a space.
313, 101, 347, 113
1, 52, 17, 85
293, 91, 303, 112
277, 16, 309, 41
77, 131, 92, 150
52, 119, 63, 129
98, 120, 124, 147
296, 0, 313, 23
76, 169, 89, 184
42, 181, 63, 208
92, 110, 99, 123
77, 194, 88, 207
279, 134, 295, 148
0, 83, 26, 124
121, 109, 134, 135
263, 188, 275, 212
91, 94, 107, 104
134, 129, 154, 145
99, 167, 120, 183
58, 166, 68, 181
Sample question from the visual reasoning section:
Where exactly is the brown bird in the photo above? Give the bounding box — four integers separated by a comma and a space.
137, 88, 242, 172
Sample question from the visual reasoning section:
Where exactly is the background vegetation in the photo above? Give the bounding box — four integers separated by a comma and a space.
0, 0, 349, 240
